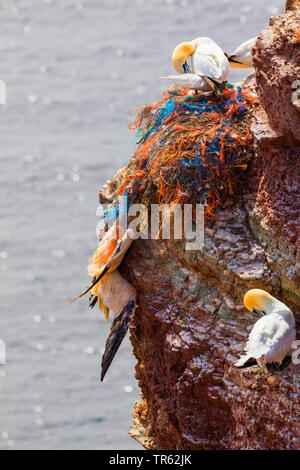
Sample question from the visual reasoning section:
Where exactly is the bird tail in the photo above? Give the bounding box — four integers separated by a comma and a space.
100, 300, 136, 382
200, 76, 227, 96
235, 354, 252, 367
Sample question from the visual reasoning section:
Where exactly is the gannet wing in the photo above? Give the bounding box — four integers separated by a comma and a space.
191, 54, 228, 95
235, 315, 288, 367
191, 54, 221, 78
246, 314, 291, 359
87, 229, 133, 291
69, 228, 134, 303
160, 73, 206, 90
100, 231, 133, 274
191, 37, 230, 78
101, 301, 135, 381
95, 268, 137, 381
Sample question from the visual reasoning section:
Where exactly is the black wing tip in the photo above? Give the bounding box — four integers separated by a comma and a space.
69, 266, 110, 304
200, 76, 227, 96
100, 300, 136, 382
217, 80, 228, 96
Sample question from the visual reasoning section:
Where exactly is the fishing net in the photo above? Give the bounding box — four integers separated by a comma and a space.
99, 84, 255, 223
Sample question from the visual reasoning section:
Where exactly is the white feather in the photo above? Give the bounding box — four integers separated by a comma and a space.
236, 300, 296, 367
191, 37, 230, 81
160, 73, 207, 90
246, 312, 296, 363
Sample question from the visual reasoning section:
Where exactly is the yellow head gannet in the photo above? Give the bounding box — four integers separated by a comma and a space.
226, 37, 256, 69
71, 223, 137, 381
235, 289, 296, 372
161, 37, 230, 94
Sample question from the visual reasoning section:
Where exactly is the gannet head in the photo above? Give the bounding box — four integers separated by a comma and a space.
244, 289, 274, 317
172, 42, 196, 74
244, 289, 295, 327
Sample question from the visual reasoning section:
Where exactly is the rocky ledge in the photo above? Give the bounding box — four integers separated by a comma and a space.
118, 6, 300, 450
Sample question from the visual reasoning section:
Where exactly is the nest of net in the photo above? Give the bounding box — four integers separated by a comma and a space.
101, 85, 255, 220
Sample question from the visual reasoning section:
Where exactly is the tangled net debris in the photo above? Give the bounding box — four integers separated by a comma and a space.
101, 85, 255, 221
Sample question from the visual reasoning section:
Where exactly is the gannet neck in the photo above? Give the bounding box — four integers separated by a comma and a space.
228, 37, 256, 69
269, 299, 296, 327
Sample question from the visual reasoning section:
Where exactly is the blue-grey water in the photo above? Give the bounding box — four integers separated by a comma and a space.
0, 0, 283, 450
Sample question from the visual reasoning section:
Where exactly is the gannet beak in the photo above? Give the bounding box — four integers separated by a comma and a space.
183, 62, 191, 74
252, 308, 265, 317
227, 56, 252, 69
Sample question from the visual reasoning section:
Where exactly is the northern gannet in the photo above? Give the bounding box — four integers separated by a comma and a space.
235, 289, 296, 373
226, 37, 256, 69
71, 223, 137, 381
161, 37, 230, 94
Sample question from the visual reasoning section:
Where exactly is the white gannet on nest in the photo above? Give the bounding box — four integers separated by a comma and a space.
235, 289, 296, 373
161, 37, 230, 95
71, 223, 137, 381
226, 37, 256, 69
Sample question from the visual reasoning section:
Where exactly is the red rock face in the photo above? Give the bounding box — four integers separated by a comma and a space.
285, 0, 300, 12
249, 9, 300, 303
123, 234, 299, 449
118, 8, 300, 450
253, 11, 300, 143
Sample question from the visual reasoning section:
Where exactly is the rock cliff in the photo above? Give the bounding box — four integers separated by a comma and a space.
116, 6, 300, 450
